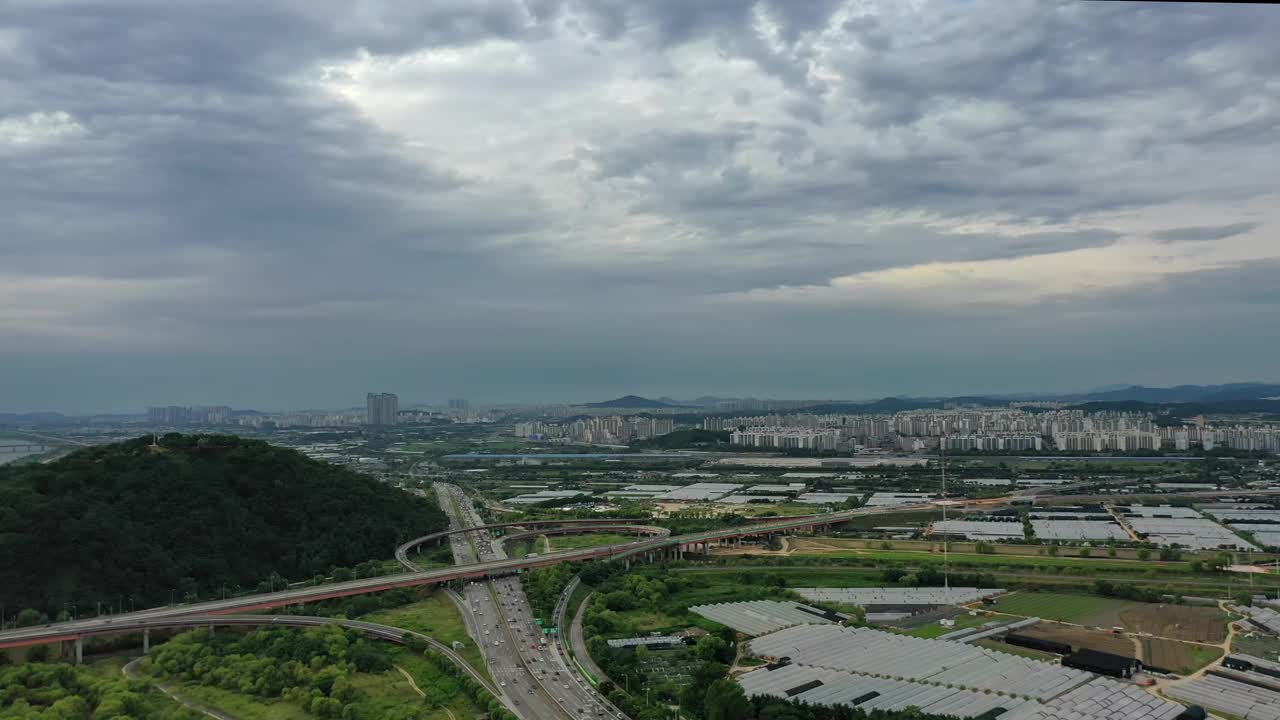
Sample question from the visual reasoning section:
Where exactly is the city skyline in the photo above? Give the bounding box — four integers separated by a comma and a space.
5, 378, 1280, 417
4, 1, 1279, 414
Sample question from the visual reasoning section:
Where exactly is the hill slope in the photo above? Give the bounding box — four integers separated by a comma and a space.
585, 395, 680, 408
0, 434, 447, 617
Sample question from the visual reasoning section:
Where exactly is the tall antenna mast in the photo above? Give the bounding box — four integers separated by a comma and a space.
941, 435, 949, 600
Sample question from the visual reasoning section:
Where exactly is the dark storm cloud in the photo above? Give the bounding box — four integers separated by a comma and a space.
572, 0, 1280, 228
1153, 223, 1260, 243
1, 0, 1279, 412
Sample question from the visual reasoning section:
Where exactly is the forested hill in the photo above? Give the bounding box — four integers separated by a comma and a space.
0, 434, 447, 618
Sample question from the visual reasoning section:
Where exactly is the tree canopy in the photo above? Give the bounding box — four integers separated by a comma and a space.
0, 434, 447, 616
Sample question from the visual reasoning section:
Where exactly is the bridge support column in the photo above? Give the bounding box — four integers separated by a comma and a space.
74, 636, 83, 665
143, 628, 150, 654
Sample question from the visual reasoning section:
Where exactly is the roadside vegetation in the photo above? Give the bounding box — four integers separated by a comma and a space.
142, 624, 504, 720
0, 658, 202, 720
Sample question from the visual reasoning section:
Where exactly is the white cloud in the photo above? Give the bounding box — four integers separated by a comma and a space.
0, 111, 84, 149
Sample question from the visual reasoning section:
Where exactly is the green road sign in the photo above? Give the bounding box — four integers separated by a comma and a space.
550, 628, 558, 635
535, 618, 543, 625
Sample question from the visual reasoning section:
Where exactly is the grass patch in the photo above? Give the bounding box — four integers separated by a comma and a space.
676, 566, 887, 588
903, 613, 991, 639
390, 647, 487, 717
173, 670, 458, 720
359, 594, 487, 678
166, 683, 314, 720
549, 533, 639, 551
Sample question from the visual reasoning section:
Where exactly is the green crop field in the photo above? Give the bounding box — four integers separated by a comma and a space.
989, 591, 1141, 625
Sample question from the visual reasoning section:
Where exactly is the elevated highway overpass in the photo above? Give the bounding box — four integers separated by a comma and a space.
0, 501, 946, 652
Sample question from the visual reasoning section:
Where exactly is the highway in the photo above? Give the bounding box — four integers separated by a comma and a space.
0, 500, 939, 650
437, 483, 626, 720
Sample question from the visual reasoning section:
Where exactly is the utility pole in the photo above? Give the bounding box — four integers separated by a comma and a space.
941, 438, 949, 600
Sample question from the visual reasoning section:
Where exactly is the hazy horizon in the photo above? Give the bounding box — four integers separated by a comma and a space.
5, 377, 1280, 417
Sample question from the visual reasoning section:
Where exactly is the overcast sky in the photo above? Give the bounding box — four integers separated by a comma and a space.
3, 1, 1279, 413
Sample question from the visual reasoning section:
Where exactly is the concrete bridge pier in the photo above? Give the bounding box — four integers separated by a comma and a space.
143, 628, 150, 654
74, 636, 83, 664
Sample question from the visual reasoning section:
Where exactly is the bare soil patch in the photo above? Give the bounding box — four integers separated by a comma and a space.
1019, 621, 1135, 656
1119, 604, 1227, 643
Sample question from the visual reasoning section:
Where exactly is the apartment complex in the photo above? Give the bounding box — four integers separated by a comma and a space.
514, 415, 674, 444
366, 392, 399, 426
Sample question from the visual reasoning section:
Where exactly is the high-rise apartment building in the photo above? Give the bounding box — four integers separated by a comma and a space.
147, 406, 192, 425
448, 398, 469, 412
366, 393, 399, 426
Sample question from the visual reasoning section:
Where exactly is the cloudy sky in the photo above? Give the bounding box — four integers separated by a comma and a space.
3, 0, 1279, 413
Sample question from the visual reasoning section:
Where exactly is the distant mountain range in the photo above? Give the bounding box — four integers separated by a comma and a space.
1069, 383, 1280, 403
7, 383, 1280, 422
584, 395, 688, 409
584, 384, 1280, 415
0, 412, 78, 426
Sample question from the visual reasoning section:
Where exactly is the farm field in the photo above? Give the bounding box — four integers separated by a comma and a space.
989, 591, 1143, 626
1018, 622, 1135, 657
1119, 604, 1228, 643
1140, 637, 1222, 675
1231, 632, 1280, 662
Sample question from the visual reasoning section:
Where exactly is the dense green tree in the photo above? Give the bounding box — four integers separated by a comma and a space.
704, 679, 751, 720
0, 435, 448, 616
0, 661, 203, 720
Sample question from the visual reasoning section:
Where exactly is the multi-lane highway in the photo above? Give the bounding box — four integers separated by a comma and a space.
0, 499, 941, 651
436, 484, 626, 720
